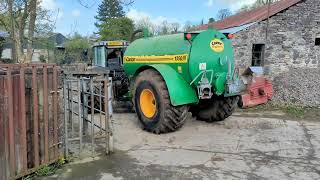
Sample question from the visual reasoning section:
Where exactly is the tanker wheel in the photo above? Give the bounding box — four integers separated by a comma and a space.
194, 96, 239, 122
133, 69, 189, 134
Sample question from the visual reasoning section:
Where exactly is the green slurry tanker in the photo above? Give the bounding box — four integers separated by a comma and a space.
124, 29, 244, 134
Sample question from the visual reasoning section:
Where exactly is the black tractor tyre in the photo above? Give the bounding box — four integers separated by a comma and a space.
87, 86, 134, 114
193, 96, 239, 122
133, 69, 189, 134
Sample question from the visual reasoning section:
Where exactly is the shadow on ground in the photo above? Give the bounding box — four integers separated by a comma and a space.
43, 110, 320, 180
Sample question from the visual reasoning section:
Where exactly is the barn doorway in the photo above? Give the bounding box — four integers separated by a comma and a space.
252, 44, 265, 66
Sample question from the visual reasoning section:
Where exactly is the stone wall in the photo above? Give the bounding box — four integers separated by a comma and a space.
272, 67, 320, 107
232, 0, 320, 106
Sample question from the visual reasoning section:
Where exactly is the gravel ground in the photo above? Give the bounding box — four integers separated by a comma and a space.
44, 111, 320, 180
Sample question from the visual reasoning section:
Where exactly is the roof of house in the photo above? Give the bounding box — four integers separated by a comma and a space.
196, 0, 303, 31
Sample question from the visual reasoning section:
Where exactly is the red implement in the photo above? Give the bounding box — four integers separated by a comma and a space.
240, 76, 273, 108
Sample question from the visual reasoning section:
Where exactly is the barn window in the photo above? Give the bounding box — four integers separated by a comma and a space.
315, 38, 320, 46
252, 44, 265, 66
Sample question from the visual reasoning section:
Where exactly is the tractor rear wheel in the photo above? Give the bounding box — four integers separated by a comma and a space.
193, 96, 239, 122
133, 69, 189, 134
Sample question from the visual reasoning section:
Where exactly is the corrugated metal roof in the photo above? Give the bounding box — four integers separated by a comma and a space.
219, 22, 257, 34
196, 0, 303, 31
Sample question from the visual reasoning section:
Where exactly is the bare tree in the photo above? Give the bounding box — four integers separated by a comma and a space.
153, 20, 172, 35
171, 22, 180, 33
255, 0, 275, 5
183, 21, 193, 32
216, 8, 232, 20
134, 17, 153, 29
1, 0, 53, 63
237, 0, 280, 13
26, 0, 37, 62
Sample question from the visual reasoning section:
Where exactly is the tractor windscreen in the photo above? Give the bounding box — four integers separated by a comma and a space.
93, 46, 106, 67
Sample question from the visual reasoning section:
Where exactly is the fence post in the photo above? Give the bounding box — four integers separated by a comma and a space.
63, 74, 69, 158
52, 65, 59, 159
81, 78, 88, 134
32, 66, 40, 168
108, 77, 114, 153
78, 76, 83, 157
7, 66, 15, 177
104, 79, 109, 155
90, 77, 95, 157
43, 65, 49, 164
19, 66, 27, 173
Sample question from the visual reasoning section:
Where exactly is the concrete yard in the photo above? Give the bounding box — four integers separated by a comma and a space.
47, 110, 320, 180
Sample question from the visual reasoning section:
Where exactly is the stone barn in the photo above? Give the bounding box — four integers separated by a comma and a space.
197, 0, 320, 107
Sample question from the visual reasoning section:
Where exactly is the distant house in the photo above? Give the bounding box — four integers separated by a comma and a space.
195, 0, 320, 106
1, 32, 67, 62
0, 31, 8, 61
49, 33, 67, 49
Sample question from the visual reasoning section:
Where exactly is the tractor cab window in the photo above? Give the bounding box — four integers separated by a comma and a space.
106, 48, 123, 69
252, 44, 265, 66
93, 46, 106, 67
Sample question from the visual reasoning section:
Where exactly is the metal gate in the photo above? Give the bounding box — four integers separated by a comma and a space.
63, 72, 113, 158
0, 64, 61, 180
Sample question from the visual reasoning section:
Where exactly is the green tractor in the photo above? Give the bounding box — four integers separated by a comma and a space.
91, 40, 130, 100
123, 28, 244, 134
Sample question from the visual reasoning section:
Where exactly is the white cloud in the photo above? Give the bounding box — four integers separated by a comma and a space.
126, 9, 150, 22
229, 0, 256, 11
206, 0, 214, 7
40, 0, 63, 19
40, 0, 57, 10
126, 9, 179, 26
204, 0, 257, 11
71, 9, 81, 18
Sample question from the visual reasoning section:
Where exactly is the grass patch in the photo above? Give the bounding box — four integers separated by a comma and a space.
21, 157, 68, 180
240, 102, 310, 119
285, 105, 305, 118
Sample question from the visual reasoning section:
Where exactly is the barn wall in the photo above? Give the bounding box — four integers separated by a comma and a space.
232, 0, 320, 106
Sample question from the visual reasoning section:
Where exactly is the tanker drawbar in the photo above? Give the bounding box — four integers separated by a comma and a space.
124, 29, 245, 134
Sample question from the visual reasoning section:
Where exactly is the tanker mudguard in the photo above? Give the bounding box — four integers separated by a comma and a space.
147, 64, 199, 106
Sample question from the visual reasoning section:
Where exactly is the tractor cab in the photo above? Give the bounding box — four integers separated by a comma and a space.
92, 40, 129, 70
91, 40, 130, 101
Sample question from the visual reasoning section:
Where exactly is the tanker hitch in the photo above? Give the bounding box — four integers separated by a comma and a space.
225, 57, 246, 97
190, 70, 214, 99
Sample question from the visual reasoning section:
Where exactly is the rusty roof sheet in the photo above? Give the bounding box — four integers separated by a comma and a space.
196, 0, 302, 31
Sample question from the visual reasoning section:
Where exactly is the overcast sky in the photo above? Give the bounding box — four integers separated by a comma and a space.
40, 0, 256, 36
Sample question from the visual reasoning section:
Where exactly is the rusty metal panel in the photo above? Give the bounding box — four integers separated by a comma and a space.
0, 64, 62, 179
19, 66, 27, 173
32, 66, 40, 168
43, 66, 49, 164
7, 67, 16, 177
0, 74, 9, 180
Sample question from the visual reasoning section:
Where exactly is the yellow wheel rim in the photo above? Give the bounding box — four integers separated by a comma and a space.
140, 89, 157, 118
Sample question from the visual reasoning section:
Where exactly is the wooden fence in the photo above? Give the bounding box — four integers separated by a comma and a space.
0, 64, 61, 179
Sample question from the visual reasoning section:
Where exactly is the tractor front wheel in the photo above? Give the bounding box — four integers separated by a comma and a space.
133, 69, 189, 134
193, 96, 239, 122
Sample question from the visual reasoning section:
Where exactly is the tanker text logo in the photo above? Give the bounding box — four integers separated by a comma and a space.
210, 39, 224, 53
124, 54, 188, 64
